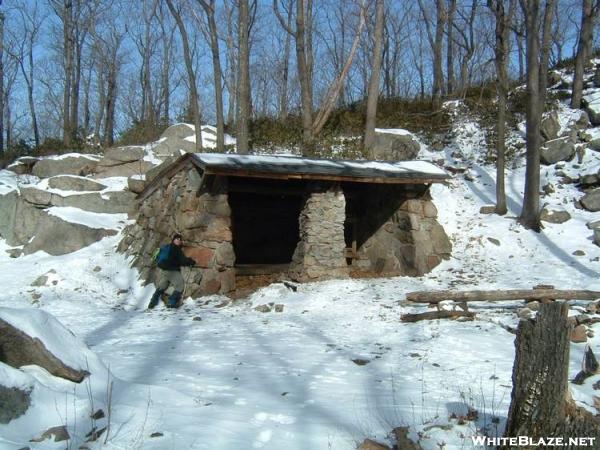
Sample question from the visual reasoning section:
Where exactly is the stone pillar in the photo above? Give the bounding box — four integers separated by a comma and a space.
289, 186, 349, 282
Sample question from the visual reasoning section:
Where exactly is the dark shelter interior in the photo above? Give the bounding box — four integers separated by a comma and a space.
227, 178, 305, 265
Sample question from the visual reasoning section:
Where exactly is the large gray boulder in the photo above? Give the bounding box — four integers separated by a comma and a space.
103, 145, 145, 163
47, 175, 106, 192
0, 191, 47, 246
541, 111, 560, 141
581, 189, 600, 212
20, 186, 52, 206
94, 159, 154, 178
540, 136, 576, 165
6, 156, 39, 175
540, 207, 571, 224
0, 317, 88, 382
32, 154, 99, 178
583, 91, 600, 126
370, 130, 420, 161
53, 190, 137, 214
94, 146, 153, 177
153, 138, 195, 159
161, 123, 195, 140
20, 187, 136, 214
23, 214, 117, 256
0, 385, 31, 424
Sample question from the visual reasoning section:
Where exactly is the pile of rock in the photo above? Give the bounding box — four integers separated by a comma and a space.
1, 147, 149, 256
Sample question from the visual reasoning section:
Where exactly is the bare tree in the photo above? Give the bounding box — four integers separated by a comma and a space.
571, 0, 600, 109
488, 0, 512, 215
417, 0, 446, 105
446, 0, 457, 95
237, 0, 251, 154
49, 0, 100, 147
157, 2, 177, 124
0, 4, 5, 152
278, 1, 293, 118
223, 0, 237, 125
274, 0, 315, 151
165, 0, 203, 151
519, 0, 555, 231
275, 0, 365, 152
364, 0, 384, 153
453, 0, 478, 95
538, 0, 556, 101
91, 13, 126, 147
196, 0, 225, 151
12, 1, 45, 148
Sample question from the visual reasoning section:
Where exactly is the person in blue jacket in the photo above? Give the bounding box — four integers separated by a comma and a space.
148, 234, 196, 309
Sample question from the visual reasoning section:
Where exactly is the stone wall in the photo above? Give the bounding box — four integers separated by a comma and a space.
118, 171, 235, 296
348, 184, 451, 277
289, 185, 349, 282
120, 169, 452, 298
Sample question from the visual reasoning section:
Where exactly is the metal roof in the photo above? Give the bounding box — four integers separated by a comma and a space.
138, 152, 450, 201
191, 153, 450, 183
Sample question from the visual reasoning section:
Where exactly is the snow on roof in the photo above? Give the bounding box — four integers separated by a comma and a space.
192, 152, 449, 182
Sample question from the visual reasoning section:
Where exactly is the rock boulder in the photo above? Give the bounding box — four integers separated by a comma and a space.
581, 189, 600, 212
540, 136, 576, 165
540, 207, 571, 224
0, 317, 88, 382
47, 175, 107, 192
541, 111, 560, 141
370, 130, 420, 161
32, 154, 99, 178
23, 214, 117, 256
0, 385, 31, 424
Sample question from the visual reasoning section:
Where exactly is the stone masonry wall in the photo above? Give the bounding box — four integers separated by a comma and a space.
118, 170, 235, 297
350, 185, 452, 277
288, 185, 349, 282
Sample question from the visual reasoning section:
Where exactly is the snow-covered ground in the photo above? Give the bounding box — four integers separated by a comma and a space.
1, 107, 600, 450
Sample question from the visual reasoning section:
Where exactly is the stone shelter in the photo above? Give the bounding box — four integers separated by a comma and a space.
118, 153, 452, 297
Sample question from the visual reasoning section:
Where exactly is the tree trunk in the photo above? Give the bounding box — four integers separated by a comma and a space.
503, 302, 600, 445
198, 0, 225, 152
0, 10, 5, 153
433, 0, 446, 104
103, 57, 118, 147
489, 0, 510, 215
296, 0, 315, 153
224, 1, 237, 126
237, 0, 251, 154
538, 0, 556, 102
446, 0, 457, 95
519, 0, 542, 231
62, 0, 73, 147
571, 0, 594, 109
279, 2, 293, 120
165, 0, 203, 152
405, 288, 600, 303
401, 310, 475, 322
364, 0, 385, 153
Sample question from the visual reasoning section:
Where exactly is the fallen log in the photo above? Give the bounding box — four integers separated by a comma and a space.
405, 289, 600, 304
401, 310, 475, 322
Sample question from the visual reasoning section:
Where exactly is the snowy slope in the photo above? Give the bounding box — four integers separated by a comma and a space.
0, 106, 600, 450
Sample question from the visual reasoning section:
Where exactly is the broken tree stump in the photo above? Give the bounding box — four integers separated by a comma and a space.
503, 302, 600, 448
405, 289, 600, 304
400, 310, 475, 322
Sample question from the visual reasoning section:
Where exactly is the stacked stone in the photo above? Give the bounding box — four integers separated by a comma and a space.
119, 171, 236, 296
356, 191, 452, 276
289, 188, 349, 281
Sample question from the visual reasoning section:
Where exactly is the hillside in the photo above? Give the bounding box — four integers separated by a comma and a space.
1, 65, 600, 450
